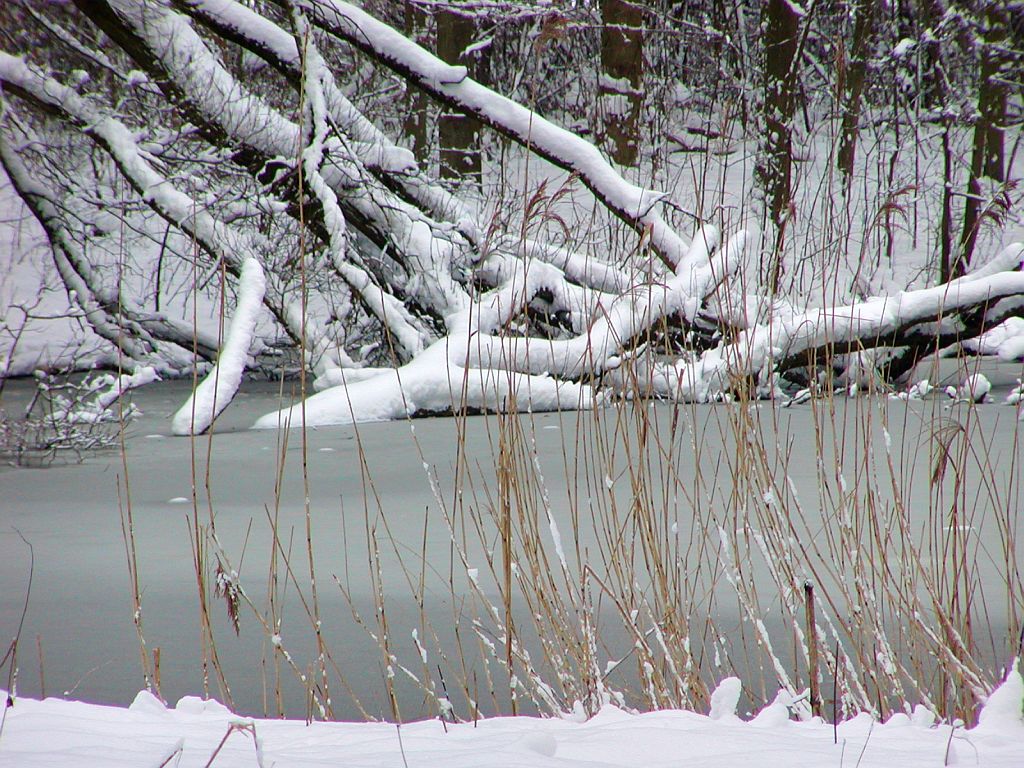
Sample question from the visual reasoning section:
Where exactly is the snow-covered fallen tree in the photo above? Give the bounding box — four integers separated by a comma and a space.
1, 0, 1022, 428
253, 334, 595, 428
173, 256, 266, 435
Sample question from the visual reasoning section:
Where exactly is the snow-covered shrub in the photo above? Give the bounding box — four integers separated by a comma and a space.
0, 370, 148, 465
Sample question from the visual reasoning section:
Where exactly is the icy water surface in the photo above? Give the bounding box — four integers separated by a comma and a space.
2, 369, 1022, 720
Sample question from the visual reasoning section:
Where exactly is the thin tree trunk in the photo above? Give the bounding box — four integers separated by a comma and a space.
916, 0, 947, 109
758, 0, 801, 292
960, 1, 1010, 272
403, 1, 430, 163
979, 3, 1009, 182
917, 0, 955, 281
437, 2, 481, 185
837, 0, 878, 180
940, 121, 955, 283
599, 0, 644, 167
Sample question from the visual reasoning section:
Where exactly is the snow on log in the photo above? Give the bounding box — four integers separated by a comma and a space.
964, 317, 1024, 361
516, 238, 634, 295
662, 264, 1024, 401
965, 243, 1024, 282
252, 335, 593, 429
173, 257, 266, 435
252, 233, 743, 428
469, 256, 612, 336
462, 231, 746, 379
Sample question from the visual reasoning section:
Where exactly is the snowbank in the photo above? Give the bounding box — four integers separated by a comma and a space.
1, 674, 1022, 768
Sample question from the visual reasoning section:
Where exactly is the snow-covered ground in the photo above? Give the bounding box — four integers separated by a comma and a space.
2, 666, 1022, 767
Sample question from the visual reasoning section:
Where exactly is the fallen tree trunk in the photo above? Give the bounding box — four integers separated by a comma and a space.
651, 250, 1024, 402
172, 256, 266, 435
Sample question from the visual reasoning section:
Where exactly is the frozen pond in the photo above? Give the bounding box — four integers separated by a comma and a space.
2, 368, 1022, 720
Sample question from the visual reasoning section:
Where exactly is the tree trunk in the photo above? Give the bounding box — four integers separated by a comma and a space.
599, 0, 644, 167
960, 1, 1011, 273
837, 0, 878, 180
939, 121, 955, 283
757, 0, 801, 292
403, 1, 430, 163
436, 2, 482, 185
914, 0, 956, 282
917, 0, 946, 109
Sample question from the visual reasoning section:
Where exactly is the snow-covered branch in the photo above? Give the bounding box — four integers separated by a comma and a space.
461, 229, 744, 380
0, 50, 353, 376
289, 0, 694, 271
87, 0, 469, 335
0, 124, 207, 374
178, 0, 483, 249
287, 4, 429, 361
661, 256, 1024, 401
172, 257, 266, 435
